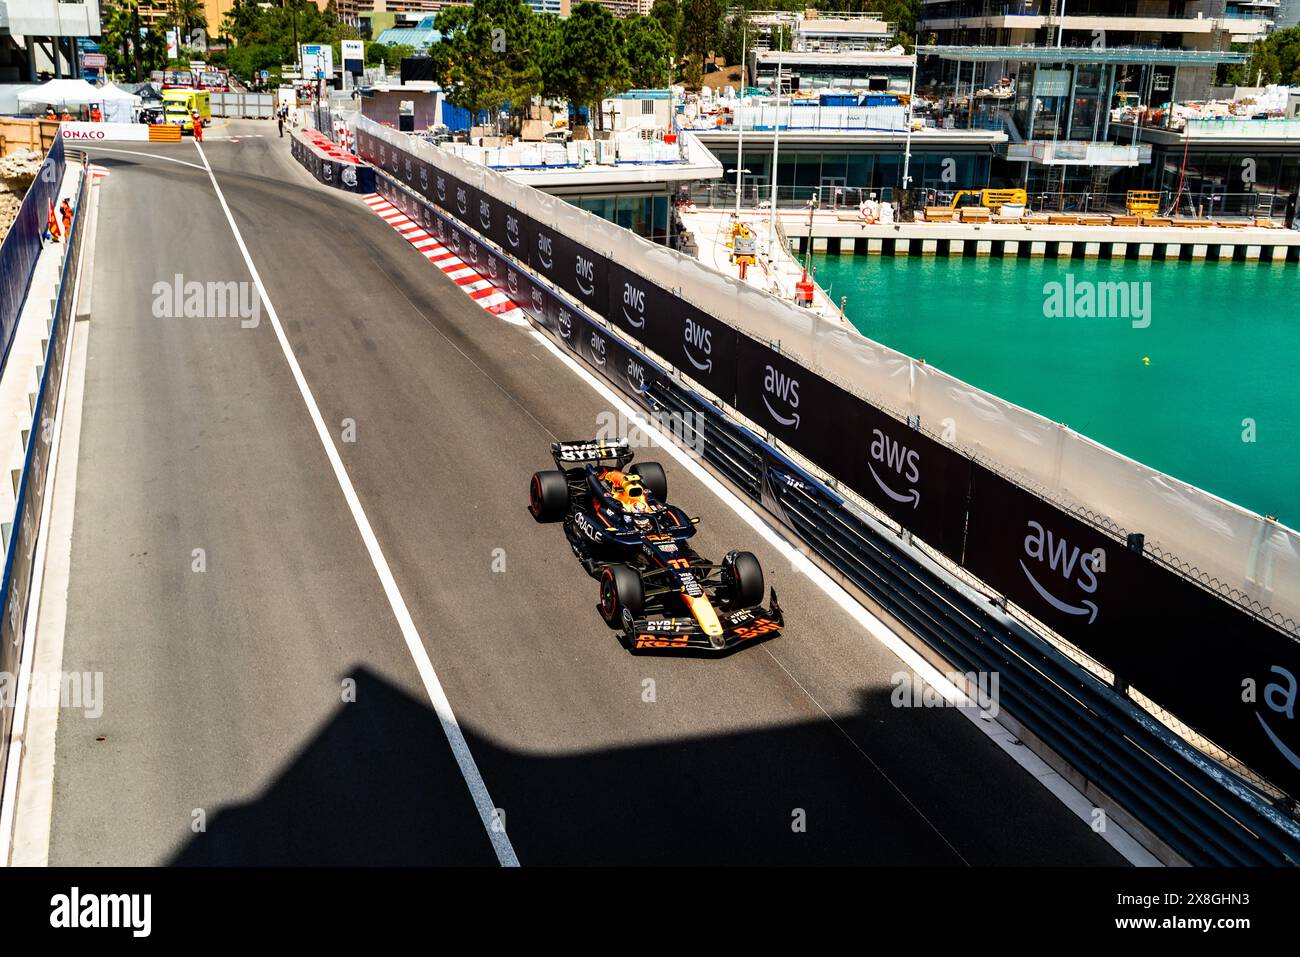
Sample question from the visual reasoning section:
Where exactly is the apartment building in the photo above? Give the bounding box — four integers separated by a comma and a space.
918, 0, 1267, 98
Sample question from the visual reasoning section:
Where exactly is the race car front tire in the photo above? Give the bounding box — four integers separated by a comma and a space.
722, 551, 765, 609
634, 461, 667, 503
529, 470, 569, 522
599, 564, 644, 627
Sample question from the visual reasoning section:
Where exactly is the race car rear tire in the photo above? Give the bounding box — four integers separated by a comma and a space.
634, 461, 668, 503
529, 470, 569, 522
598, 564, 644, 627
722, 551, 764, 609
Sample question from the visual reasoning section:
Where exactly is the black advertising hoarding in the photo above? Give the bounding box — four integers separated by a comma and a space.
606, 262, 739, 405
290, 134, 375, 193
847, 405, 971, 562
448, 176, 477, 226
472, 188, 503, 248
734, 335, 968, 559
735, 334, 865, 482
501, 258, 551, 329
964, 465, 1140, 661
576, 315, 656, 401
500, 204, 532, 262
531, 220, 608, 315
964, 464, 1300, 796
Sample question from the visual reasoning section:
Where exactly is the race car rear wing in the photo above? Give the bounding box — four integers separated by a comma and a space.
551, 438, 634, 468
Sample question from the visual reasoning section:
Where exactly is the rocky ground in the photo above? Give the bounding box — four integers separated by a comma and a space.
0, 149, 43, 242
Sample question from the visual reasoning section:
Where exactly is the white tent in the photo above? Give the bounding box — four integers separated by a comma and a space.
99, 83, 143, 123
16, 79, 142, 121
16, 78, 103, 113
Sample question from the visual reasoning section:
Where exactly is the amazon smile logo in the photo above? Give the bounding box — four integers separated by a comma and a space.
868, 427, 920, 508
683, 316, 712, 372
575, 254, 595, 297
1252, 665, 1300, 774
621, 282, 646, 329
506, 213, 521, 248
1020, 520, 1100, 623
761, 365, 800, 429
435, 175, 446, 202
479, 198, 491, 231
537, 234, 554, 270
456, 186, 469, 216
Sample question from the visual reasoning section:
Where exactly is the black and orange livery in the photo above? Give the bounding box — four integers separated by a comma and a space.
529, 439, 784, 654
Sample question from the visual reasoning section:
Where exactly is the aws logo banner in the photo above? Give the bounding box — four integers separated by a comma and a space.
848, 407, 973, 562
639, 298, 738, 405
607, 263, 657, 337
554, 235, 608, 311
962, 467, 1127, 646
734, 336, 856, 477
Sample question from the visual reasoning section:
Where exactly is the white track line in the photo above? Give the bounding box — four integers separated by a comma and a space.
195, 142, 519, 867
83, 146, 208, 172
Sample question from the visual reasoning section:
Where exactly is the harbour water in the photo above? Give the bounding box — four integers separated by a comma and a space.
810, 253, 1300, 527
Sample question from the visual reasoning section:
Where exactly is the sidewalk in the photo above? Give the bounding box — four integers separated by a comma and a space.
676, 204, 847, 325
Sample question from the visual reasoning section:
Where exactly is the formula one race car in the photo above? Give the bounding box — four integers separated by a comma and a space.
528, 438, 783, 653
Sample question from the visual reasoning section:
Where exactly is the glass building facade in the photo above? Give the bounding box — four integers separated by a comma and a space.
569, 192, 673, 244
711, 147, 993, 194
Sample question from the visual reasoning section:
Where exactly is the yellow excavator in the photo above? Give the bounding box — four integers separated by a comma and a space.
950, 188, 1027, 213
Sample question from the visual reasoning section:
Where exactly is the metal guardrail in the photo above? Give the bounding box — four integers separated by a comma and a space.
0, 154, 88, 789
374, 165, 1300, 865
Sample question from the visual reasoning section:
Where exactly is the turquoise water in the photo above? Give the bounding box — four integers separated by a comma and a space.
811, 254, 1300, 526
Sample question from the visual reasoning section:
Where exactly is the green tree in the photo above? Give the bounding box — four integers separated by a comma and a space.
680, 0, 721, 76
622, 15, 674, 89
554, 2, 630, 132
429, 0, 545, 133
649, 0, 683, 59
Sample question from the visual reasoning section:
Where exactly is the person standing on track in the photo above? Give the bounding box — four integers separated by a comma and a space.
60, 198, 73, 237
191, 111, 204, 143
277, 110, 284, 138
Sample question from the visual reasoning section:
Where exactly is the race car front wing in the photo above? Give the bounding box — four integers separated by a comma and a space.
621, 590, 784, 654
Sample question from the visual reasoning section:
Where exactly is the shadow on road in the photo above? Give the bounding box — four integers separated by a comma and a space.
169, 668, 1122, 866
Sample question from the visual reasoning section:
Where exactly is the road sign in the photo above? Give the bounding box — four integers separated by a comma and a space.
82, 52, 107, 68
260, 70, 269, 80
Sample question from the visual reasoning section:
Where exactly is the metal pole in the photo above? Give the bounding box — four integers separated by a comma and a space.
901, 54, 917, 191
1056, 0, 1067, 48
767, 34, 783, 252
736, 13, 746, 214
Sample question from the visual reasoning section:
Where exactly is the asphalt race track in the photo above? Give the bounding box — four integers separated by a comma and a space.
45, 121, 1125, 865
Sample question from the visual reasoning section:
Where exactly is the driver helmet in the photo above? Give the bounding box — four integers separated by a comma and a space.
604, 470, 651, 513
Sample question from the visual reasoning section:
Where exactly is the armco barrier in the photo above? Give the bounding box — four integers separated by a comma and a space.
359, 127, 1300, 803
374, 167, 1300, 864
0, 135, 64, 380
0, 156, 87, 786
290, 129, 374, 194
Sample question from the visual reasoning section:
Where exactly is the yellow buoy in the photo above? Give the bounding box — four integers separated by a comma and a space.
1142, 356, 1150, 366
